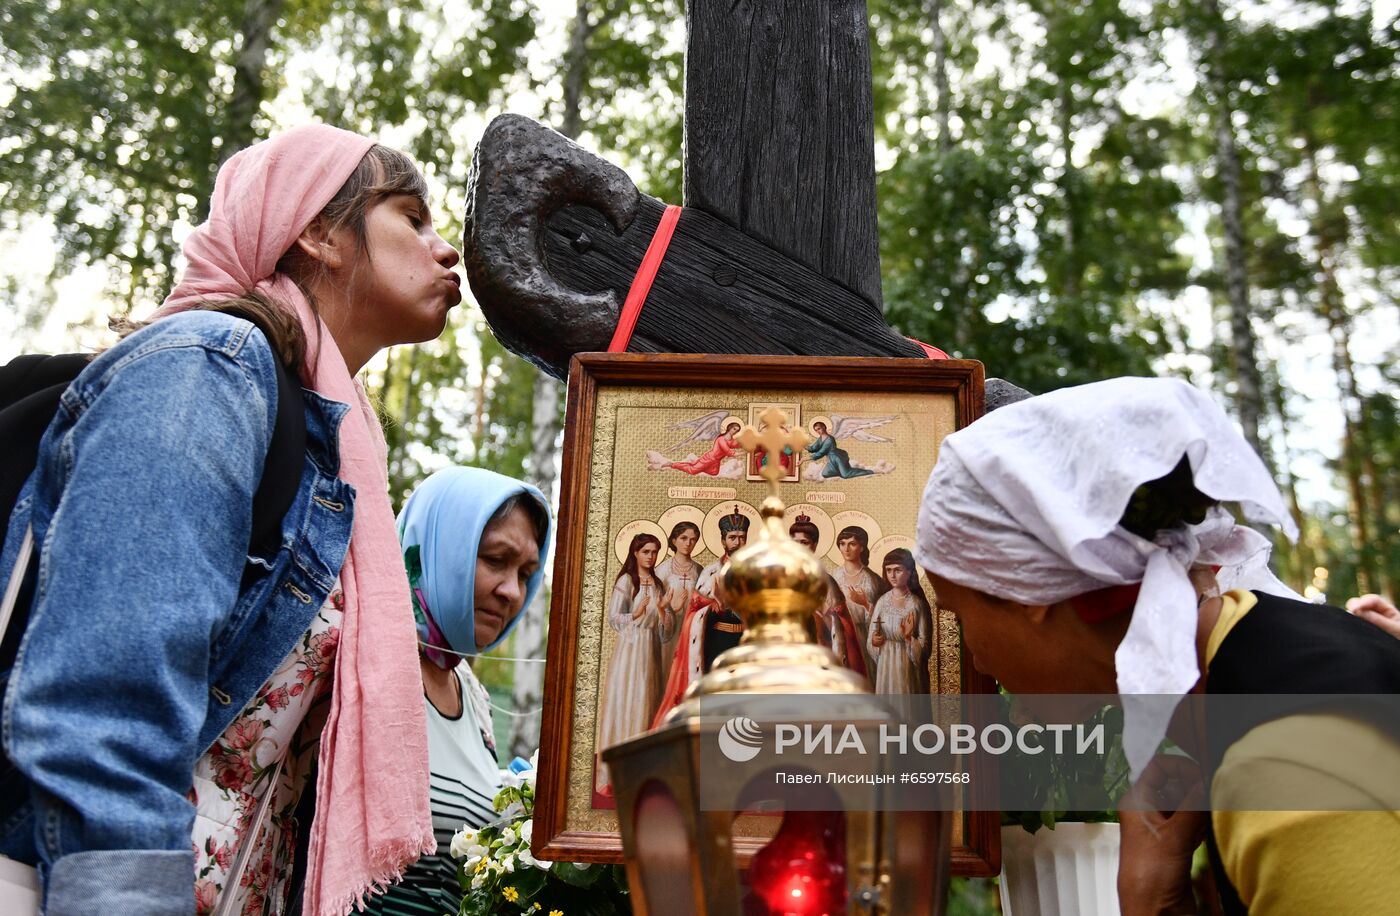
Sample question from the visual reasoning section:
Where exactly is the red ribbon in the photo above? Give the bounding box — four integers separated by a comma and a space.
908, 337, 949, 359
609, 205, 683, 353
608, 204, 949, 361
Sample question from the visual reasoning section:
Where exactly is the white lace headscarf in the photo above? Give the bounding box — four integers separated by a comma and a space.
915, 377, 1299, 777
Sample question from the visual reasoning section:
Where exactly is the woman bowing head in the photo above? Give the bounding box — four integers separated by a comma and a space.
379, 466, 551, 915
914, 376, 1400, 915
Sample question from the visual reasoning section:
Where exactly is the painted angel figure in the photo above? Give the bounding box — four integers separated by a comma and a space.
804, 415, 896, 480
646, 410, 744, 478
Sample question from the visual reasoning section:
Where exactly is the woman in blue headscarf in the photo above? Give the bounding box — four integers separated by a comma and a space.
365, 467, 552, 916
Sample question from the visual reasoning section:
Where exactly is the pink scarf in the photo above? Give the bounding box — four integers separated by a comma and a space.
158, 124, 433, 915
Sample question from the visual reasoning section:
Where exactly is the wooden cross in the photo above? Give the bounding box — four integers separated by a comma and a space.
463, 1, 1020, 411
734, 406, 811, 491
464, 1, 925, 373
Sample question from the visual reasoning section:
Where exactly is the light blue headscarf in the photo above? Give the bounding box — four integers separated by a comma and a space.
397, 467, 552, 662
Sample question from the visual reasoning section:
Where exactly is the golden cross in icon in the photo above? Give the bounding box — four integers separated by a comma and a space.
735, 406, 811, 493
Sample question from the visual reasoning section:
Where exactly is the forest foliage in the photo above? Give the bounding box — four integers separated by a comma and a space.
1, 0, 1395, 604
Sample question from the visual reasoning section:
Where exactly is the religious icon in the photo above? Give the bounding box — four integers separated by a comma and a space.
786, 510, 869, 683
645, 410, 745, 477
803, 414, 897, 481
828, 516, 887, 675
535, 352, 985, 865
651, 505, 752, 727
700, 500, 760, 562
654, 505, 707, 667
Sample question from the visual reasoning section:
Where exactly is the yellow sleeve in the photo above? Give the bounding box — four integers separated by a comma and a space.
1205, 589, 1257, 662
1211, 714, 1400, 914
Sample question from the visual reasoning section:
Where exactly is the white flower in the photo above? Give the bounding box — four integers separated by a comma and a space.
520, 819, 533, 844
449, 827, 479, 859
501, 770, 523, 789
501, 801, 525, 821
500, 826, 517, 847
501, 853, 516, 873
518, 847, 552, 871
465, 844, 488, 862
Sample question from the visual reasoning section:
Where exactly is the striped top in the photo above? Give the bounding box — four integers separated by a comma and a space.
364, 665, 501, 916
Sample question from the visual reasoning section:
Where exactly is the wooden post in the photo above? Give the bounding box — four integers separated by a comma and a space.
685, 0, 882, 309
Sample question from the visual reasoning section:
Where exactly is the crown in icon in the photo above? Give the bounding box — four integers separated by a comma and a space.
718, 504, 751, 534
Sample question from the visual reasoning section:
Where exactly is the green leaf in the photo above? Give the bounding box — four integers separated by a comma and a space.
552, 860, 605, 889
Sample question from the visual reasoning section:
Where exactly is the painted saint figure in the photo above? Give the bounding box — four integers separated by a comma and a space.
867, 548, 932, 694
597, 534, 671, 768
667, 422, 742, 476
806, 420, 875, 478
789, 515, 868, 681
654, 520, 701, 666
831, 525, 887, 674
651, 508, 750, 727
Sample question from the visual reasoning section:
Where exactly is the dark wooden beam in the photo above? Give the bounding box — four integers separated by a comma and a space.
462, 115, 923, 382
544, 201, 919, 363
461, 115, 1030, 411
685, 0, 882, 310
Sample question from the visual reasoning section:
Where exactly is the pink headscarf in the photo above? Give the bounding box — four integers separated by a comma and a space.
159, 124, 433, 915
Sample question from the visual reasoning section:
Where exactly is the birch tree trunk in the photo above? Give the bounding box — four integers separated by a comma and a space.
507, 372, 560, 758
1201, 0, 1265, 461
925, 0, 976, 353
927, 0, 953, 153
1267, 365, 1315, 590
1304, 147, 1379, 595
508, 0, 596, 758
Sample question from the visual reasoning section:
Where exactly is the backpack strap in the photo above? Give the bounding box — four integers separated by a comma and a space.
0, 314, 307, 656
212, 756, 286, 916
244, 330, 306, 563
0, 353, 96, 412
0, 356, 101, 670
0, 528, 34, 653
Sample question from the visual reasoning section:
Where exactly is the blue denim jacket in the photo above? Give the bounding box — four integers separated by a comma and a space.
0, 311, 356, 914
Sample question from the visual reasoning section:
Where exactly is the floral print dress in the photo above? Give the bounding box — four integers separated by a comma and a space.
190, 584, 343, 915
